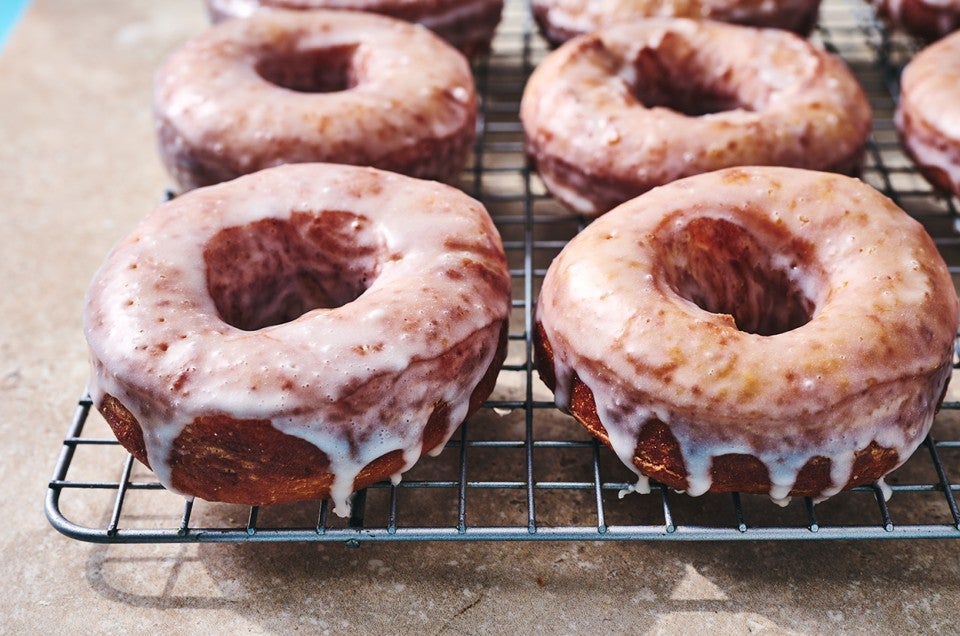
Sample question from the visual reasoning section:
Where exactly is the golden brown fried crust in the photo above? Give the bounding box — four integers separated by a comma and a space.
101, 394, 150, 468
100, 320, 507, 505
534, 320, 902, 497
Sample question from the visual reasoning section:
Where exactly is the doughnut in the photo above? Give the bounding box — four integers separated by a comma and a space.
520, 19, 872, 217
872, 0, 960, 41
535, 167, 958, 503
83, 163, 511, 514
154, 9, 477, 192
896, 30, 960, 197
205, 0, 504, 57
531, 0, 823, 47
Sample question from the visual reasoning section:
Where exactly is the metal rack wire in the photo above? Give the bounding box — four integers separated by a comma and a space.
46, 0, 960, 544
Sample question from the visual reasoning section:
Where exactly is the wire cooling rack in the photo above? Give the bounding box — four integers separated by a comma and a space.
47, 0, 960, 544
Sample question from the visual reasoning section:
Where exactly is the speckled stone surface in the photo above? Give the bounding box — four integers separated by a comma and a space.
3, 1, 960, 633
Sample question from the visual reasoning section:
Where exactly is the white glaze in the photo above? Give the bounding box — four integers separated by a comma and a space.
520, 19, 872, 216
84, 163, 511, 515
537, 167, 958, 502
877, 478, 893, 502
896, 31, 960, 197
154, 9, 477, 191
204, 0, 504, 55
531, 0, 822, 44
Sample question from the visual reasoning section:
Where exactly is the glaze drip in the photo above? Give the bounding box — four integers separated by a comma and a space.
536, 167, 958, 502
84, 163, 511, 514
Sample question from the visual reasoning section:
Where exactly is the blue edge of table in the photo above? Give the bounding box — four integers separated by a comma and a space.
0, 0, 31, 54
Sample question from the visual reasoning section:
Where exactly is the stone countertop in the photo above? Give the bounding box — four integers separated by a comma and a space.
2, 1, 959, 633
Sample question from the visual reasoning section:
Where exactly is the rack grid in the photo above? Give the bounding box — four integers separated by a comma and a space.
46, 0, 960, 544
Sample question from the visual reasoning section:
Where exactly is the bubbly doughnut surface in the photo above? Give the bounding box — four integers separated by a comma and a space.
535, 167, 958, 503
531, 0, 823, 46
154, 9, 477, 191
83, 163, 512, 514
205, 0, 504, 56
896, 30, 960, 197
520, 19, 872, 216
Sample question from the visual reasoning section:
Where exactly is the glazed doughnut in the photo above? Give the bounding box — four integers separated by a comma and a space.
531, 0, 823, 47
154, 9, 477, 192
520, 19, 872, 217
535, 167, 958, 503
83, 163, 511, 514
205, 0, 504, 57
872, 0, 960, 41
896, 30, 960, 197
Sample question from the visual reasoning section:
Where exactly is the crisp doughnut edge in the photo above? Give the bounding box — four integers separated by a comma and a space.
156, 114, 477, 193
533, 321, 937, 497
895, 34, 960, 199
897, 118, 960, 197
99, 320, 507, 506
526, 140, 868, 218
529, 3, 581, 48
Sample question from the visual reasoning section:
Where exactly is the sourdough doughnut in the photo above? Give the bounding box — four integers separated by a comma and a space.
83, 163, 511, 514
205, 0, 504, 57
872, 0, 960, 41
531, 0, 823, 47
896, 30, 960, 197
154, 9, 477, 192
520, 19, 872, 216
535, 167, 958, 503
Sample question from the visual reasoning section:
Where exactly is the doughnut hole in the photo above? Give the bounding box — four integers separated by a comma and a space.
625, 35, 766, 116
255, 44, 359, 93
204, 211, 384, 331
655, 216, 822, 336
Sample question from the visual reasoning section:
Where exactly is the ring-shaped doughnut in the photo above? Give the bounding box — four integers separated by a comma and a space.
535, 167, 957, 503
154, 9, 477, 191
83, 163, 512, 514
896, 30, 960, 197
521, 19, 872, 216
